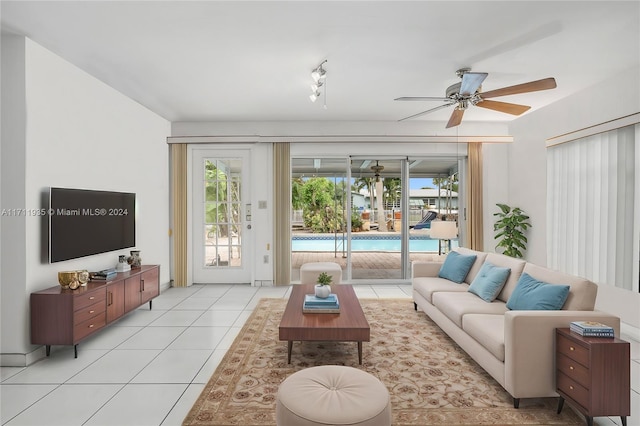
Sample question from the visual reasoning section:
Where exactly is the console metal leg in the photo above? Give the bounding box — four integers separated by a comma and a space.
74, 344, 78, 359
149, 300, 152, 310
513, 398, 520, 408
556, 397, 564, 414
414, 302, 417, 311
46, 345, 51, 356
287, 341, 293, 364
621, 416, 627, 426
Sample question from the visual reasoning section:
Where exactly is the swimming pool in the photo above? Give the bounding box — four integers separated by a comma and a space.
292, 235, 458, 252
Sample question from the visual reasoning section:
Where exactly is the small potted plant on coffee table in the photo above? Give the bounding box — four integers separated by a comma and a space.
315, 272, 333, 298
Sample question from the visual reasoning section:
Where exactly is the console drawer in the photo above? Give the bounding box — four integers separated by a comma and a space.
74, 288, 106, 311
74, 301, 105, 325
74, 314, 106, 341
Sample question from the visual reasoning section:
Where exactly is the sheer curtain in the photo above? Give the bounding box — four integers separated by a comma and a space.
547, 124, 639, 290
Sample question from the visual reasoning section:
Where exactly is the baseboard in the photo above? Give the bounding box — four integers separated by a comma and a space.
0, 346, 46, 367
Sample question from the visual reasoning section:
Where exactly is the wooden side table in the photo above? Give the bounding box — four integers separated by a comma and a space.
555, 328, 630, 426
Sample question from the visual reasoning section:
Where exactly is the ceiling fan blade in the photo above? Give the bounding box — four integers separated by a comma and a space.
398, 102, 455, 121
459, 72, 488, 96
446, 108, 465, 128
476, 99, 531, 115
480, 77, 557, 99
395, 96, 450, 101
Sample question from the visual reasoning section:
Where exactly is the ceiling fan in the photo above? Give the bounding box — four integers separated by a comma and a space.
395, 68, 557, 128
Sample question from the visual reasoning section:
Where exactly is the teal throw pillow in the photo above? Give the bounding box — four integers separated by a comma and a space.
438, 251, 477, 284
506, 273, 570, 310
468, 262, 511, 302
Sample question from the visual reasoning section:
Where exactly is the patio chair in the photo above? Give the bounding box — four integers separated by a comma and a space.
411, 210, 438, 230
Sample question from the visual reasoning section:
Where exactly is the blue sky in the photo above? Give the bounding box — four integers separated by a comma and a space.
410, 178, 433, 190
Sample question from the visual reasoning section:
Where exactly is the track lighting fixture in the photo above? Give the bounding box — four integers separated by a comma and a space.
309, 60, 327, 104
311, 60, 327, 82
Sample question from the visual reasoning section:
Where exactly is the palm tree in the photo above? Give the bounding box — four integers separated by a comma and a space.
433, 174, 458, 213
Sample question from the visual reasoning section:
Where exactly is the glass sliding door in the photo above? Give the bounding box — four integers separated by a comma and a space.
290, 157, 348, 282
349, 158, 406, 280
291, 154, 463, 283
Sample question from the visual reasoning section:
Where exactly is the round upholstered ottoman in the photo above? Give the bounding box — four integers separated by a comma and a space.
276, 365, 391, 426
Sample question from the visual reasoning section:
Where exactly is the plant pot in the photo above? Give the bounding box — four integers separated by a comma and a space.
314, 284, 331, 298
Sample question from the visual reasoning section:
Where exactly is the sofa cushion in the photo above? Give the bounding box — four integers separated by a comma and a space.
438, 251, 477, 283
522, 263, 597, 311
462, 314, 505, 362
506, 273, 570, 310
485, 253, 526, 302
468, 262, 511, 302
432, 292, 508, 328
413, 277, 469, 303
454, 247, 488, 284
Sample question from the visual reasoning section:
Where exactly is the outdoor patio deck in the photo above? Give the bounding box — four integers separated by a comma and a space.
291, 229, 439, 281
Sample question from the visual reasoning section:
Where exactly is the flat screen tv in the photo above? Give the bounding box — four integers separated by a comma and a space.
49, 187, 136, 263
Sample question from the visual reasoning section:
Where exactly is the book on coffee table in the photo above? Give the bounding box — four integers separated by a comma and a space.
303, 294, 340, 313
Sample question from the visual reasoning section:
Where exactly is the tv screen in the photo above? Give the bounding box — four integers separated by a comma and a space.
49, 187, 136, 263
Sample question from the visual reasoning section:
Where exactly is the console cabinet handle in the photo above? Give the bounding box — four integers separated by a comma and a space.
569, 346, 575, 351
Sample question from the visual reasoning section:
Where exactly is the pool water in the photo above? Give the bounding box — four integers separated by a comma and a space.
292, 236, 458, 252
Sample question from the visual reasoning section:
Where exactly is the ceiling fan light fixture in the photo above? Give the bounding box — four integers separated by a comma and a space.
310, 82, 323, 92
309, 91, 320, 102
394, 68, 557, 128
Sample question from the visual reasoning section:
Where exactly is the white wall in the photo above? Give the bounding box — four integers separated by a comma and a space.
0, 37, 171, 366
493, 67, 640, 331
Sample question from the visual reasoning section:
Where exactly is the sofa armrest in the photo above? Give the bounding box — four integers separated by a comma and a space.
503, 310, 620, 398
411, 261, 442, 278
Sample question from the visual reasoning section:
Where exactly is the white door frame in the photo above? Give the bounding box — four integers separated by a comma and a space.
189, 145, 253, 284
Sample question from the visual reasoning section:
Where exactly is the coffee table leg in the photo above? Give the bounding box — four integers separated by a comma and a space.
358, 341, 363, 364
287, 341, 293, 364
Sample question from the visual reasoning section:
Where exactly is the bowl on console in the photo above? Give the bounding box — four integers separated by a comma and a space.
58, 271, 80, 290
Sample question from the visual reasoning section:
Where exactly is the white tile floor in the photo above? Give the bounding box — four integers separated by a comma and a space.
1, 284, 638, 426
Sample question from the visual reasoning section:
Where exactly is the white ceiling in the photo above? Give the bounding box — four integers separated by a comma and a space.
2, 1, 639, 125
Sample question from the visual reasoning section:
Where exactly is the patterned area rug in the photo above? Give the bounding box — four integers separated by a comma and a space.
183, 298, 581, 425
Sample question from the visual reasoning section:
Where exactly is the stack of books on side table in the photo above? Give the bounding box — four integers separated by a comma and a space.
570, 320, 615, 337
303, 294, 340, 313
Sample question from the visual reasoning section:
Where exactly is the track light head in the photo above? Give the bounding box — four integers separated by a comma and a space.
309, 91, 320, 102
311, 60, 327, 82
310, 82, 323, 92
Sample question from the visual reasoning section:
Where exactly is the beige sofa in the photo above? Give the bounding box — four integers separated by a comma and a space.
412, 247, 620, 408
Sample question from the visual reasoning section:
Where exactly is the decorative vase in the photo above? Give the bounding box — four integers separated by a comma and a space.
315, 284, 331, 299
76, 270, 90, 287
128, 250, 142, 268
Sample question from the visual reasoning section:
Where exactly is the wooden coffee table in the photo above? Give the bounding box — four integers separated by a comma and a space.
279, 284, 370, 364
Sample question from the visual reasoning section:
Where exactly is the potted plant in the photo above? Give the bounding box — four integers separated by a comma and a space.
315, 272, 333, 298
493, 203, 531, 259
